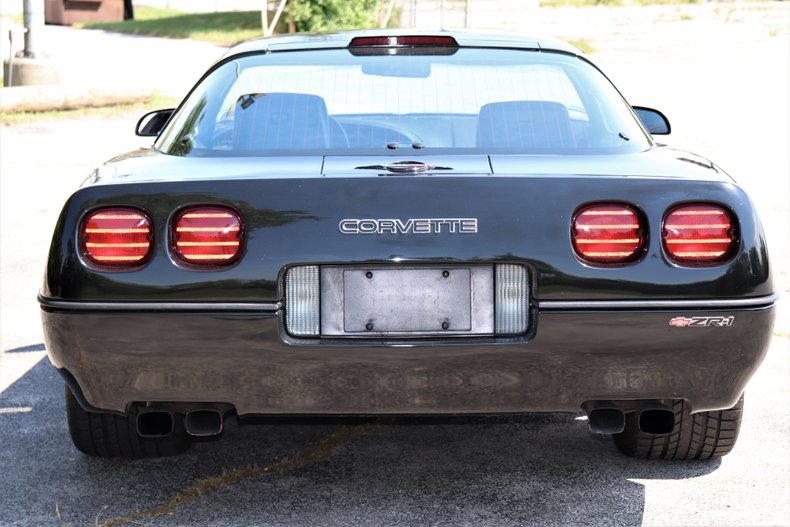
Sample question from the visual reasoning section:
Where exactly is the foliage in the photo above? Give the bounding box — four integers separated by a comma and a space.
285, 0, 379, 32
567, 40, 597, 54
76, 7, 262, 45
0, 93, 178, 126
76, 2, 387, 44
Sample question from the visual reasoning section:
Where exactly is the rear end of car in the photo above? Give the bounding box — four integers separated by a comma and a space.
39, 32, 776, 459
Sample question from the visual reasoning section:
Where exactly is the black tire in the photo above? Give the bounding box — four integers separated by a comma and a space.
65, 385, 190, 458
612, 395, 744, 460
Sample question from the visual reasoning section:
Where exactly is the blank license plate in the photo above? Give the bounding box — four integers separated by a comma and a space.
343, 268, 472, 333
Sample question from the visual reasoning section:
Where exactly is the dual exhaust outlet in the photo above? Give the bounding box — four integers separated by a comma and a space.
586, 404, 676, 436
136, 408, 224, 438
136, 404, 675, 438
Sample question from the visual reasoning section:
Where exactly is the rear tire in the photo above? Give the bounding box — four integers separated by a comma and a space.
612, 395, 744, 460
65, 385, 190, 458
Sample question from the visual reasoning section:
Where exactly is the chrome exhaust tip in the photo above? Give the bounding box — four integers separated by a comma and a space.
638, 407, 676, 435
136, 410, 174, 438
587, 408, 626, 434
185, 409, 223, 437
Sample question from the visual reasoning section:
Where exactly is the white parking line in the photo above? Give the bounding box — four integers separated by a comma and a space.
0, 406, 33, 414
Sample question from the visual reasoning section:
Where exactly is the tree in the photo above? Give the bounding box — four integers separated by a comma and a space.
285, 0, 379, 33
262, 0, 289, 37
262, 0, 397, 36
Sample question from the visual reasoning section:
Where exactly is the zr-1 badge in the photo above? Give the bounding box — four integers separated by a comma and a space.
669, 316, 734, 327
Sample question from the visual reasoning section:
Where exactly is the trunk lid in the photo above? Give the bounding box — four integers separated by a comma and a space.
47, 149, 769, 302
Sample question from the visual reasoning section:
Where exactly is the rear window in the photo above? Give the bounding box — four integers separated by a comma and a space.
157, 47, 650, 157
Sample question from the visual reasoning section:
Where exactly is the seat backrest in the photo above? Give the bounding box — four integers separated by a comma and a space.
233, 92, 331, 150
476, 100, 574, 149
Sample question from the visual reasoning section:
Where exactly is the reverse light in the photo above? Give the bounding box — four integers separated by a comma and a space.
495, 264, 530, 335
663, 204, 736, 265
172, 206, 243, 266
285, 266, 320, 337
80, 207, 153, 268
572, 203, 645, 264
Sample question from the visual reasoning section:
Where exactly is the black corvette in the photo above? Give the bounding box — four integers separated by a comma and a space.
40, 31, 776, 459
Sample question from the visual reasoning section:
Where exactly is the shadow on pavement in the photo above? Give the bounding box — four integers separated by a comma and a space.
0, 353, 721, 527
5, 344, 46, 353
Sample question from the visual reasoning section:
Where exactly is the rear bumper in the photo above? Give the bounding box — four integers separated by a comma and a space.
40, 295, 776, 416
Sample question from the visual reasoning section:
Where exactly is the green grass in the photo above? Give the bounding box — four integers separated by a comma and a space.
75, 7, 263, 45
74, 6, 598, 54
567, 40, 597, 54
0, 93, 178, 126
1, 13, 24, 24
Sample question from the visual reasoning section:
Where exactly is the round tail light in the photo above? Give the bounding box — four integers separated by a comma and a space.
572, 203, 645, 264
80, 208, 153, 268
663, 204, 736, 265
172, 206, 243, 266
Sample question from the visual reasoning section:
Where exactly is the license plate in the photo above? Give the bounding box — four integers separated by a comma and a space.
320, 265, 495, 336
343, 268, 472, 333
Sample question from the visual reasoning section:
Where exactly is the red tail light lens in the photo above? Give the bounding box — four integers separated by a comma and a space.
173, 206, 243, 266
572, 203, 645, 264
81, 208, 153, 268
663, 204, 736, 264
349, 36, 458, 47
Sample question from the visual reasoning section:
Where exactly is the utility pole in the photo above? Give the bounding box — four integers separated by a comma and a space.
21, 0, 44, 57
3, 0, 59, 86
262, 0, 288, 37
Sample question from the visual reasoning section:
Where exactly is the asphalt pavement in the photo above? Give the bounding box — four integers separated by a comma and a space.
1, 4, 789, 526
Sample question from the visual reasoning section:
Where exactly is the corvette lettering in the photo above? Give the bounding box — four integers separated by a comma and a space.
339, 218, 478, 234
669, 316, 734, 328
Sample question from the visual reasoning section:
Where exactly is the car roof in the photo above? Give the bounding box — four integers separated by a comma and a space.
223, 29, 581, 59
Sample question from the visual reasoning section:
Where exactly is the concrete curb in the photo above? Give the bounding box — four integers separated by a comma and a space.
0, 84, 151, 112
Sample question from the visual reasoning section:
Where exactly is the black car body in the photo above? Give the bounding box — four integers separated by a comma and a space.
40, 30, 776, 459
